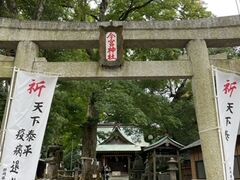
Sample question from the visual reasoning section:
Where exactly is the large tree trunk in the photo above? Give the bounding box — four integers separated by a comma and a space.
81, 94, 98, 180
81, 121, 97, 179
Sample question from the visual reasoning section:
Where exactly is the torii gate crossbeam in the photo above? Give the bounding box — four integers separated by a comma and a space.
0, 16, 239, 49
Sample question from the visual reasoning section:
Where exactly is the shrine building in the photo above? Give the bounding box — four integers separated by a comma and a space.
96, 123, 149, 176
96, 123, 184, 179
182, 129, 240, 180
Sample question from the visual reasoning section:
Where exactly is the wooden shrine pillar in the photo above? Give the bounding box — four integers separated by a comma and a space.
187, 39, 225, 180
177, 150, 182, 180
103, 156, 106, 166
128, 155, 131, 175
153, 149, 156, 180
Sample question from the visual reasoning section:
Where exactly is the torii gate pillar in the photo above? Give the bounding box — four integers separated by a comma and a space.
187, 40, 225, 180
14, 41, 39, 70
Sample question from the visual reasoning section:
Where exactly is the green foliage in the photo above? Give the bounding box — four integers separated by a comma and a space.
178, 0, 211, 19
102, 0, 211, 21
171, 98, 199, 145
126, 48, 182, 61
95, 80, 148, 125
42, 48, 100, 62
209, 47, 240, 59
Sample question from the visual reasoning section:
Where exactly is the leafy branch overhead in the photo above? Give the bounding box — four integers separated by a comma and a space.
118, 0, 155, 21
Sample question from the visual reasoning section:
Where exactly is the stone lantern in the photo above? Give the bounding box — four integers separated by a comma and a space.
167, 157, 178, 180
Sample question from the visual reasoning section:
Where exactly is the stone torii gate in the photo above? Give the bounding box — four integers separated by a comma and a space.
1, 15, 240, 180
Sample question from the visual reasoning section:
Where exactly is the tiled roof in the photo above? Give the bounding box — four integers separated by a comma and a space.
96, 124, 149, 152
97, 125, 149, 146
181, 139, 201, 150
144, 136, 184, 152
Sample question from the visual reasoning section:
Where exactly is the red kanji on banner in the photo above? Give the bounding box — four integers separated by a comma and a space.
106, 32, 117, 61
223, 80, 237, 97
27, 79, 46, 97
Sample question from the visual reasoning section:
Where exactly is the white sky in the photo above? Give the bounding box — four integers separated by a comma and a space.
203, 0, 240, 16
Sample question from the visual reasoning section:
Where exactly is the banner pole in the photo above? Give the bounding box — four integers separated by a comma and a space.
211, 65, 227, 180
0, 67, 18, 163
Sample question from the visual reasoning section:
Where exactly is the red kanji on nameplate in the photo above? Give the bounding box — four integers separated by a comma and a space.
106, 32, 117, 61
99, 26, 123, 67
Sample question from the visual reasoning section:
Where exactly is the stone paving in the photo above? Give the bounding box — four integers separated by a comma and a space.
109, 176, 129, 180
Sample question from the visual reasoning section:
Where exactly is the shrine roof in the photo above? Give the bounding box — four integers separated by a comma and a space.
96, 123, 149, 152
181, 140, 201, 151
143, 136, 184, 152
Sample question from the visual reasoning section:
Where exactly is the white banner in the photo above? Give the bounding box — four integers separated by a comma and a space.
0, 70, 57, 180
215, 69, 240, 180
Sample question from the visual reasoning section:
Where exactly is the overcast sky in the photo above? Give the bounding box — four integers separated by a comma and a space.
203, 0, 239, 16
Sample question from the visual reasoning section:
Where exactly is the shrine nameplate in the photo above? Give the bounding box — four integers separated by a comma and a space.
99, 26, 123, 67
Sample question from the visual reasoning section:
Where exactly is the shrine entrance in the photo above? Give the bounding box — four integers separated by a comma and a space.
1, 15, 240, 180
105, 155, 129, 173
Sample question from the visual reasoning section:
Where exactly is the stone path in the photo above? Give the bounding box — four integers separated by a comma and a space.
109, 176, 129, 180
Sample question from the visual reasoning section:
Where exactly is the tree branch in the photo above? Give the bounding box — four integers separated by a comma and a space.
119, 0, 155, 21
118, 0, 134, 21
89, 14, 100, 21
170, 79, 188, 101
99, 0, 108, 21
34, 0, 46, 20
6, 0, 17, 17
0, 0, 5, 8
85, 49, 95, 60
